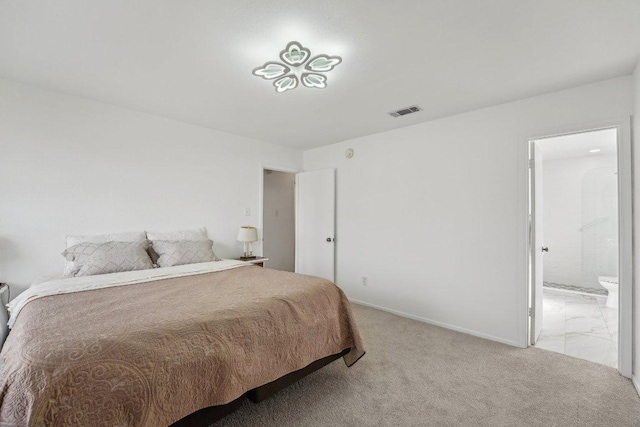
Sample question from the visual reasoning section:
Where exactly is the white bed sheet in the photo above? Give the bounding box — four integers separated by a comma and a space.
7, 259, 249, 329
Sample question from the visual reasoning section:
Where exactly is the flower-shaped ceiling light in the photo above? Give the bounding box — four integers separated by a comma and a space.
253, 41, 342, 93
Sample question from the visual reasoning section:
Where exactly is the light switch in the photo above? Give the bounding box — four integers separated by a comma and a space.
244, 207, 251, 216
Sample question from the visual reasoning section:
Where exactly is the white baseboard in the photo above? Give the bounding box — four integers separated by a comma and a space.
633, 376, 640, 398
349, 298, 521, 348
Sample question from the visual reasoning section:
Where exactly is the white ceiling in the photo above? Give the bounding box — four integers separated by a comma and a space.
536, 128, 618, 160
0, 1, 639, 150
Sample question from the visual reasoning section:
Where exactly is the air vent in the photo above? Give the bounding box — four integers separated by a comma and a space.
388, 105, 422, 118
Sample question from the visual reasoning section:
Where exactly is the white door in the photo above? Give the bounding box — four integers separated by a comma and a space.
530, 144, 544, 344
295, 169, 335, 281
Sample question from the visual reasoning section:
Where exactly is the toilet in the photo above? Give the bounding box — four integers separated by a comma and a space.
598, 276, 619, 309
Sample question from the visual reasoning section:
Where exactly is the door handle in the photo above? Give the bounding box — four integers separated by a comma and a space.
326, 237, 333, 242
542, 246, 549, 252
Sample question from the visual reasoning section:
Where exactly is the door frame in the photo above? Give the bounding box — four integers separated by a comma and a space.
524, 117, 632, 378
529, 142, 544, 345
258, 164, 301, 260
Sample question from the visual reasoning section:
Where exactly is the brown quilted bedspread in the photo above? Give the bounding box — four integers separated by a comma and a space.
0, 266, 365, 426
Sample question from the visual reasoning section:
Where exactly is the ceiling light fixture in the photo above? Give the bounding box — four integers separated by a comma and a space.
590, 149, 601, 153
253, 41, 342, 93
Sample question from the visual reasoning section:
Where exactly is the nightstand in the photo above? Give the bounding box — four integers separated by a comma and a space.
236, 257, 268, 267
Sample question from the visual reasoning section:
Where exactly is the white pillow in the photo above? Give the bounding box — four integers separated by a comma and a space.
63, 231, 146, 276
146, 227, 208, 241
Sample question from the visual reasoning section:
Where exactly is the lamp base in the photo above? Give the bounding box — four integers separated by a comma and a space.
240, 256, 257, 260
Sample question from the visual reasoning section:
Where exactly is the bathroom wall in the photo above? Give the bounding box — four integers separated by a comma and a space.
542, 154, 618, 291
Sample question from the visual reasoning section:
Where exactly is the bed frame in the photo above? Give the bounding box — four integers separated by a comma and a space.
170, 348, 350, 426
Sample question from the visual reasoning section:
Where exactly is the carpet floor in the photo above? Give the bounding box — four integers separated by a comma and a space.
217, 303, 640, 426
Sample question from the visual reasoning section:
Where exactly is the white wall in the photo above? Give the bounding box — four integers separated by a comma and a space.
632, 60, 640, 391
1, 72, 636, 354
304, 76, 633, 347
542, 154, 618, 291
263, 170, 295, 272
0, 78, 302, 295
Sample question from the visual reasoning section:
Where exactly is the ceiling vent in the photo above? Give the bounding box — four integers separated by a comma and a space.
388, 105, 422, 118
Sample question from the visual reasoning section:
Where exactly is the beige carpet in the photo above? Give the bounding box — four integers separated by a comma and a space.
217, 304, 640, 426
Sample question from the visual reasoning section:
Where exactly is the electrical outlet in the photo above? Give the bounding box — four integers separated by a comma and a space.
362, 276, 368, 286
244, 207, 251, 216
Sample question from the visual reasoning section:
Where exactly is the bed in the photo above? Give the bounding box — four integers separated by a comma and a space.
0, 260, 365, 426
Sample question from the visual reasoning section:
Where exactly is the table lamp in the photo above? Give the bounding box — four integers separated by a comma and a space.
237, 226, 258, 259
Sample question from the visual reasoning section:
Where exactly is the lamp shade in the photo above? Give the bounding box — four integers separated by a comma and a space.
237, 226, 258, 243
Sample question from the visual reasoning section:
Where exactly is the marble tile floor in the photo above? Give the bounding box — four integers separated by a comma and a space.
534, 288, 618, 368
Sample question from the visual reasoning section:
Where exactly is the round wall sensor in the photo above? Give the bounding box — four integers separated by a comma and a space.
345, 148, 354, 159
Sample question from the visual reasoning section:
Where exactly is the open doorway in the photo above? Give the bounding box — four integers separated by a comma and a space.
526, 118, 633, 378
262, 169, 296, 272
530, 128, 619, 368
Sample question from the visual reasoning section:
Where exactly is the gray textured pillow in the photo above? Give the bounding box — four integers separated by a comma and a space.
145, 228, 208, 265
62, 240, 153, 277
151, 239, 220, 268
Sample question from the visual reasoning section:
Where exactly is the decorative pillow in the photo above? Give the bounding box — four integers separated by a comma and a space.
151, 239, 220, 268
63, 231, 147, 276
146, 228, 208, 265
63, 240, 153, 277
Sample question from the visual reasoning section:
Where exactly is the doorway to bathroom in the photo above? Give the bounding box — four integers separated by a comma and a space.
527, 124, 632, 375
